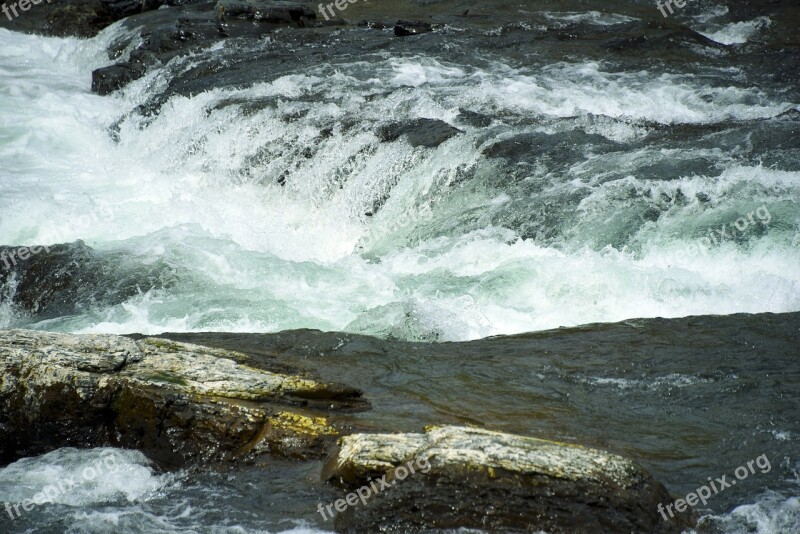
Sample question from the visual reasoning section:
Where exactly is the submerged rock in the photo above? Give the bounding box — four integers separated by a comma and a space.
393, 20, 432, 37
376, 118, 463, 148
323, 425, 693, 533
0, 329, 366, 467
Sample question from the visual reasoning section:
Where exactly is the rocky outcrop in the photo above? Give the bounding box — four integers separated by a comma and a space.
0, 329, 366, 467
86, 0, 318, 94
322, 425, 693, 533
0, 0, 164, 37
0, 329, 697, 531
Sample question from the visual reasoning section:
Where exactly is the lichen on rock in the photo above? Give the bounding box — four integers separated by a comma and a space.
323, 425, 694, 533
0, 329, 366, 467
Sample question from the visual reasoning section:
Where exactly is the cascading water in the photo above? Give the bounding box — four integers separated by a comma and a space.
1, 21, 798, 341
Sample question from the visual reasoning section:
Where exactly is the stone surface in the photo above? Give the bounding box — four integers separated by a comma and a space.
323, 425, 694, 533
376, 118, 463, 148
0, 329, 366, 467
393, 20, 432, 37
92, 61, 149, 95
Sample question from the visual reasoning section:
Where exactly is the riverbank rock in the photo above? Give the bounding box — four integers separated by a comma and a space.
0, 329, 367, 467
322, 425, 693, 533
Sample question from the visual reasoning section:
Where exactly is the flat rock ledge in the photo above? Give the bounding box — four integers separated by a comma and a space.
322, 425, 693, 533
0, 329, 366, 467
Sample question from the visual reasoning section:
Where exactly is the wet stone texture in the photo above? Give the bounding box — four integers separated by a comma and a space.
323, 425, 695, 533
0, 329, 366, 467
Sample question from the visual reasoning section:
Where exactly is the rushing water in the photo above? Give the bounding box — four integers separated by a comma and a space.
1, 13, 798, 340
1, 0, 799, 532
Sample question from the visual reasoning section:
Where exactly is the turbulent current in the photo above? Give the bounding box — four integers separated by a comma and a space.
0, 0, 799, 532
1, 7, 799, 340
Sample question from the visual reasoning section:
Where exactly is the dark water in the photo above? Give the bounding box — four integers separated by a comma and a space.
163, 313, 800, 523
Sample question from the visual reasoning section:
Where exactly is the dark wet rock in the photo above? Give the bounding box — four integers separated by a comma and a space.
393, 20, 431, 37
607, 26, 726, 54
776, 108, 800, 121
45, 1, 113, 37
92, 59, 148, 95
215, 0, 315, 24
0, 0, 106, 37
323, 425, 694, 533
102, 0, 162, 20
0, 241, 177, 321
357, 20, 387, 30
0, 329, 367, 467
0, 0, 167, 37
377, 119, 463, 148
456, 108, 493, 128
86, 0, 318, 94
483, 130, 618, 165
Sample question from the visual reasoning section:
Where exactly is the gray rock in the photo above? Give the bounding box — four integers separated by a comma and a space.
377, 118, 463, 148
0, 329, 366, 467
323, 425, 693, 533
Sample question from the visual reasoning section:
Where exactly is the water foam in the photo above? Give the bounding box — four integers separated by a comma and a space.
1, 29, 798, 341
698, 17, 772, 46
0, 447, 172, 507
695, 492, 800, 534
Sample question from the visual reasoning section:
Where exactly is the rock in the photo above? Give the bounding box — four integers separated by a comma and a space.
45, 2, 114, 37
376, 119, 463, 148
84, 0, 317, 94
606, 27, 724, 54
357, 20, 387, 30
393, 20, 432, 37
215, 0, 315, 23
482, 130, 619, 168
0, 0, 167, 37
0, 241, 176, 320
456, 108, 493, 128
92, 61, 148, 95
102, 0, 162, 20
0, 329, 367, 467
322, 425, 693, 533
775, 107, 800, 121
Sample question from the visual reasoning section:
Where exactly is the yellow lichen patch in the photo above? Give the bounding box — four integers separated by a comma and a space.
268, 411, 338, 438
277, 375, 332, 394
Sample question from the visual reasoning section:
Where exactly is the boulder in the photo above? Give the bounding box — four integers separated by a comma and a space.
0, 329, 367, 467
322, 425, 693, 533
91, 61, 148, 95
